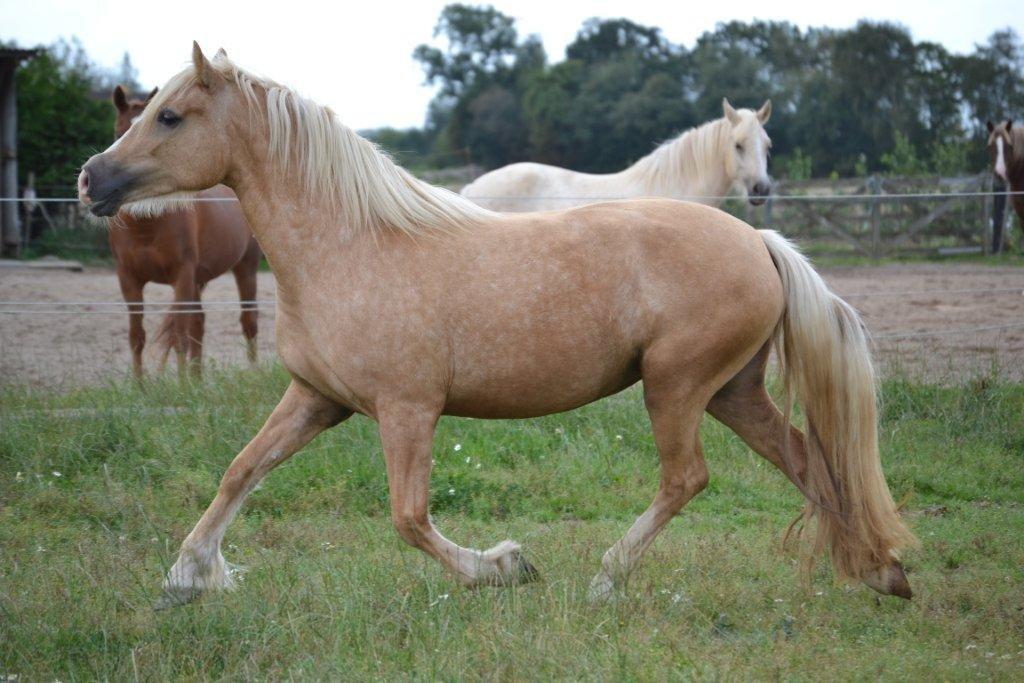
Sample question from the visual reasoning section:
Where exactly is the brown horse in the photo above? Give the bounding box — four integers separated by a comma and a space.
80, 45, 915, 608
108, 85, 261, 377
987, 119, 1023, 248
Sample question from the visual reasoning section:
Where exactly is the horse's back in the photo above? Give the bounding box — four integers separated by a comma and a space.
462, 162, 584, 212
435, 199, 783, 415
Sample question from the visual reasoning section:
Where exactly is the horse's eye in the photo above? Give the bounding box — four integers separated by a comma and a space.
735, 143, 744, 153
157, 109, 182, 127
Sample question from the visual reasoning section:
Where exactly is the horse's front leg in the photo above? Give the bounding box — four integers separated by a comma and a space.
158, 381, 350, 608
171, 265, 200, 380
377, 403, 539, 587
117, 271, 145, 378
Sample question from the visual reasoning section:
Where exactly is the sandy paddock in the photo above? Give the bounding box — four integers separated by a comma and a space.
1, 263, 1022, 389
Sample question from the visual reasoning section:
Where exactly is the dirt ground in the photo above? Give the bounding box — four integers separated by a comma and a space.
1, 263, 1022, 389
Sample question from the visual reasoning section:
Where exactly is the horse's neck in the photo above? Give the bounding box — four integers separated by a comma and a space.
1010, 136, 1024, 187
620, 124, 731, 203
228, 162, 349, 294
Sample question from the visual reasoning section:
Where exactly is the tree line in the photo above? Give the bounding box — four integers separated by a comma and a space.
368, 4, 1024, 179
4, 8, 1023, 195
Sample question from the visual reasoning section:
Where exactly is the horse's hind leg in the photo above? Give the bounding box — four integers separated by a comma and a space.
377, 402, 538, 587
232, 252, 259, 364
588, 377, 709, 602
705, 342, 808, 487
159, 381, 350, 608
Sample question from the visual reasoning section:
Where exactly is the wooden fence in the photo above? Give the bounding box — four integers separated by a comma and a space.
15, 173, 1019, 260
727, 173, 1013, 258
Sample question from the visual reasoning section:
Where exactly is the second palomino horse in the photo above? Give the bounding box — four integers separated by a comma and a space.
108, 85, 262, 378
461, 99, 772, 211
79, 45, 914, 608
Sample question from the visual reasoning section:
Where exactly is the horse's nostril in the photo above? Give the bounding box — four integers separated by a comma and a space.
76, 168, 92, 202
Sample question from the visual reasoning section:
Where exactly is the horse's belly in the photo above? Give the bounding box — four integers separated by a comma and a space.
444, 370, 640, 419
442, 331, 643, 418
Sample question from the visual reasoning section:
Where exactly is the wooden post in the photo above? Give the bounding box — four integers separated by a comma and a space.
1, 61, 18, 257
869, 175, 882, 260
21, 171, 34, 249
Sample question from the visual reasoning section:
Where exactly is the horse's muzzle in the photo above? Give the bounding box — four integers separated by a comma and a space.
748, 182, 771, 206
78, 156, 140, 217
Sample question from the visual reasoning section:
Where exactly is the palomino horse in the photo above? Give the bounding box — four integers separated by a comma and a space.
987, 119, 1023, 248
79, 45, 914, 608
461, 99, 772, 211
108, 85, 261, 377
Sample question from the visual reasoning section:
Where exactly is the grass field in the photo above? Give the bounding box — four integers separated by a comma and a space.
1, 365, 1023, 680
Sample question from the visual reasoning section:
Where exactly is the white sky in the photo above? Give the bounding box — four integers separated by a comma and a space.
4, 0, 1021, 130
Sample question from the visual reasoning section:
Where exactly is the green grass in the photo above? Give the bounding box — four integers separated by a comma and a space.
1, 366, 1022, 680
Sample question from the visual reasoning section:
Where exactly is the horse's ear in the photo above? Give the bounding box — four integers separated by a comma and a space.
214, 47, 228, 61
192, 41, 213, 88
1007, 119, 1014, 132
757, 99, 772, 124
112, 85, 128, 112
145, 87, 158, 104
987, 120, 995, 133
723, 98, 740, 125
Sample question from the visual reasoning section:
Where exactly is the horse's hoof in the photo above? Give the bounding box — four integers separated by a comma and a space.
586, 573, 624, 604
863, 561, 913, 600
153, 586, 202, 610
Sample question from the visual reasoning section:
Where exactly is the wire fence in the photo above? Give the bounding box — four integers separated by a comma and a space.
0, 277, 1021, 388
2, 183, 1022, 387
5, 176, 1022, 260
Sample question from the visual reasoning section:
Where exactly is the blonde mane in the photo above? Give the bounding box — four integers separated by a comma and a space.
151, 54, 495, 237
628, 118, 733, 194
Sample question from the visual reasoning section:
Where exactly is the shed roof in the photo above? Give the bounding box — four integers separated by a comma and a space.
0, 48, 40, 64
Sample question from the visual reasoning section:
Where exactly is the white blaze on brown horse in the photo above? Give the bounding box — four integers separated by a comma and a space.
987, 118, 1024, 229
107, 85, 261, 378
78, 44, 915, 608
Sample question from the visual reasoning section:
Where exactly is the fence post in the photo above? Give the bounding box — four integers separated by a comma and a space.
869, 175, 882, 260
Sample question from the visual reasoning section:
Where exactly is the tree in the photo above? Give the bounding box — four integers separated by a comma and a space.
566, 18, 677, 68
13, 39, 114, 193
413, 4, 519, 98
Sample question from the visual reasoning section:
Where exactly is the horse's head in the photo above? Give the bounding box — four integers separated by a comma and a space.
722, 98, 772, 205
112, 85, 158, 140
80, 43, 240, 217
987, 119, 1014, 183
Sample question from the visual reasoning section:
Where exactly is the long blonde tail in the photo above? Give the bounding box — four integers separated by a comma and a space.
760, 230, 916, 582
152, 313, 177, 370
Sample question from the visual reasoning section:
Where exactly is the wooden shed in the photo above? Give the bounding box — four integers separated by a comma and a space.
1, 47, 39, 257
